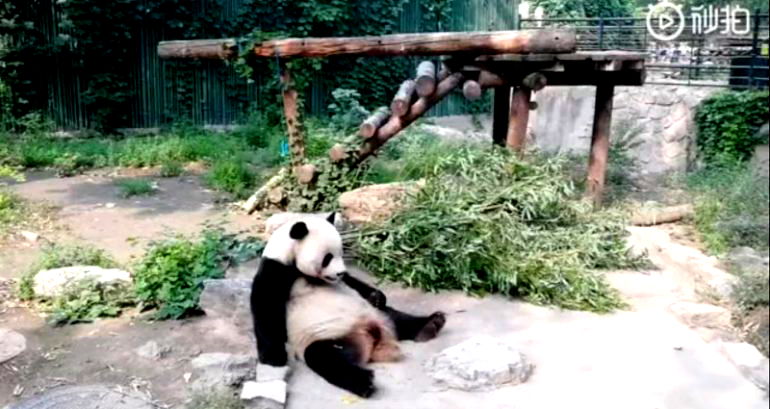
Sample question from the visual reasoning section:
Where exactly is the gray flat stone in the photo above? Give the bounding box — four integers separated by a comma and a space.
199, 279, 252, 330
7, 385, 152, 409
0, 329, 26, 364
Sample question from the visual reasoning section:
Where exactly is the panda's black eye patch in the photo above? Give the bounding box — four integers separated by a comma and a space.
322, 253, 333, 268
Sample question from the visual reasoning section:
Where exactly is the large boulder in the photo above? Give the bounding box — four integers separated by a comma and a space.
190, 352, 256, 392
338, 181, 424, 226
0, 328, 26, 364
199, 279, 252, 331
32, 266, 131, 299
719, 342, 770, 392
424, 336, 534, 391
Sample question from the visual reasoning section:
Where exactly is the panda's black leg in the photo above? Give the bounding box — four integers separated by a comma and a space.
384, 307, 446, 342
341, 273, 387, 310
304, 339, 376, 398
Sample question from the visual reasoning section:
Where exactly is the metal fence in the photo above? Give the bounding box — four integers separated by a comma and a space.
520, 12, 770, 89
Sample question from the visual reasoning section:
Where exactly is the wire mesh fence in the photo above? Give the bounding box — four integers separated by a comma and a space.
520, 12, 769, 89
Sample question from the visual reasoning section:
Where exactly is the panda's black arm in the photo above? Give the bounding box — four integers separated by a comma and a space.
340, 272, 387, 310
250, 258, 299, 367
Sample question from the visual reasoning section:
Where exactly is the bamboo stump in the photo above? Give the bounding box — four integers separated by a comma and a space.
587, 85, 615, 206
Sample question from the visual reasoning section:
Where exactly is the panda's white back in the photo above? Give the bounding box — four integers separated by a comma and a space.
286, 277, 394, 360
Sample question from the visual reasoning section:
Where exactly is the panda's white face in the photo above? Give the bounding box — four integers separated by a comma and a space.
262, 213, 347, 282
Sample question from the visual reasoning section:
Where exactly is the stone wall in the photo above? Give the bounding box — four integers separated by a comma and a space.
528, 85, 719, 178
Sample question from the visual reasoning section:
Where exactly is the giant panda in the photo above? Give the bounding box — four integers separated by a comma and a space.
250, 213, 446, 397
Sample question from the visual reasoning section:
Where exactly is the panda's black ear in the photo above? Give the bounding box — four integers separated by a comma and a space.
326, 212, 336, 225
289, 222, 309, 240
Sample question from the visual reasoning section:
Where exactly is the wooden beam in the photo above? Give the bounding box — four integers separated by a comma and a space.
279, 64, 306, 174
492, 87, 510, 146
157, 39, 237, 59
359, 107, 390, 139
158, 30, 577, 59
587, 85, 615, 207
357, 73, 464, 162
391, 80, 417, 117
416, 61, 437, 97
506, 87, 532, 152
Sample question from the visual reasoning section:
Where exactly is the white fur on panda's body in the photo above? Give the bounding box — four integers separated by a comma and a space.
262, 215, 401, 365
287, 278, 398, 362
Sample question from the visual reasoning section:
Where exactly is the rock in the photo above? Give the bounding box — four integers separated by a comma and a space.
32, 266, 131, 299
727, 247, 769, 275
190, 353, 255, 391
423, 336, 534, 391
199, 279, 252, 330
241, 380, 286, 409
338, 181, 424, 226
19, 231, 39, 242
719, 342, 770, 392
0, 328, 26, 364
668, 302, 732, 329
7, 385, 152, 409
135, 340, 170, 360
256, 363, 291, 382
225, 258, 261, 281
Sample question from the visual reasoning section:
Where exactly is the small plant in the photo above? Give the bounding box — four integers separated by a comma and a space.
18, 243, 117, 300
46, 279, 135, 326
159, 160, 184, 177
205, 160, 256, 199
133, 230, 263, 319
0, 189, 24, 236
116, 178, 156, 198
327, 88, 369, 132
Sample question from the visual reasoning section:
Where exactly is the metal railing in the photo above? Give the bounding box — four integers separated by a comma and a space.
520, 13, 769, 89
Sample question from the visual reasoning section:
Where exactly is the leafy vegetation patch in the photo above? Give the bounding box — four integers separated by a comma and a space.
45, 279, 136, 326
116, 178, 155, 198
205, 160, 257, 200
0, 189, 25, 236
688, 163, 769, 254
187, 390, 244, 409
133, 230, 263, 319
351, 147, 646, 313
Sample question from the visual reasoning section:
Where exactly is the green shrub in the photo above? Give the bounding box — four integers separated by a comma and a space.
133, 230, 263, 319
350, 147, 646, 313
689, 163, 769, 253
695, 91, 769, 165
116, 179, 155, 198
18, 243, 116, 300
159, 160, 183, 177
46, 279, 135, 326
205, 160, 256, 199
0, 189, 24, 235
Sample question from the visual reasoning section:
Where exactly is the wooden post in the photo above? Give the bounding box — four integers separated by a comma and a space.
587, 85, 614, 207
280, 62, 306, 174
492, 87, 510, 146
506, 87, 532, 152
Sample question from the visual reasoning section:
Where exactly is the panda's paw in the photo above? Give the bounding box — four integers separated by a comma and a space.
366, 290, 387, 310
347, 367, 377, 398
415, 311, 447, 342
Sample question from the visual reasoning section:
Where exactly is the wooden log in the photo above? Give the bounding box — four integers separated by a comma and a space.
329, 144, 349, 163
506, 87, 532, 152
296, 164, 317, 184
391, 80, 417, 117
356, 73, 464, 162
359, 107, 391, 139
250, 30, 576, 58
462, 80, 483, 100
158, 30, 576, 60
158, 39, 237, 60
437, 64, 451, 82
522, 72, 547, 91
586, 85, 615, 207
416, 61, 436, 97
241, 168, 288, 214
631, 204, 694, 226
492, 87, 510, 146
280, 64, 306, 172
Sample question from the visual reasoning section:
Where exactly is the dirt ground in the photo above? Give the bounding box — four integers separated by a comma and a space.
0, 170, 766, 408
